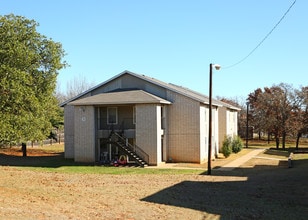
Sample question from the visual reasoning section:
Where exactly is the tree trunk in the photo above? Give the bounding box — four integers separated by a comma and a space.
296, 133, 301, 150
275, 134, 280, 149
282, 131, 286, 149
21, 143, 27, 157
276, 138, 279, 149
58, 128, 61, 144
267, 132, 270, 144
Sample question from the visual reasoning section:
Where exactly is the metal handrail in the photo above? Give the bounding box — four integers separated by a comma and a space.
112, 132, 149, 164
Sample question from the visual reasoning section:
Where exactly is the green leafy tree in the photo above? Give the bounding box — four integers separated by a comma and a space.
0, 14, 67, 146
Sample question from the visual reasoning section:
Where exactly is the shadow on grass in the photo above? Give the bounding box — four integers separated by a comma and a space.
0, 152, 92, 168
263, 148, 290, 157
141, 159, 308, 219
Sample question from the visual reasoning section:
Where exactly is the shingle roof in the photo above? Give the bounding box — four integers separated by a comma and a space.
215, 99, 242, 111
122, 71, 224, 107
68, 90, 171, 106
61, 70, 240, 110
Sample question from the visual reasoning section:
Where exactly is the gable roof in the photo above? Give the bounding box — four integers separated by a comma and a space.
215, 99, 242, 111
69, 90, 171, 106
61, 70, 239, 110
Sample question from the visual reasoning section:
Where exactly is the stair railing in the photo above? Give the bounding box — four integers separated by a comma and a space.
111, 132, 149, 165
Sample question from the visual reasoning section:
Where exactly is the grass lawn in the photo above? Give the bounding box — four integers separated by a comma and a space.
0, 142, 307, 219
0, 144, 203, 175
1, 142, 308, 175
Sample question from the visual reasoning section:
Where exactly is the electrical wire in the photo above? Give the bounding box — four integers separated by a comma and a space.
222, 0, 297, 69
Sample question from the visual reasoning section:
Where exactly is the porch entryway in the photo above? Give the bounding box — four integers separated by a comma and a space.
98, 132, 149, 167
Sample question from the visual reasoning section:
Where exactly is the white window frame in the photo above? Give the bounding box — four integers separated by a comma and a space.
107, 107, 118, 125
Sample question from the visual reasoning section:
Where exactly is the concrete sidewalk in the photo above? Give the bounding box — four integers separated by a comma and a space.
152, 148, 265, 170
216, 148, 265, 171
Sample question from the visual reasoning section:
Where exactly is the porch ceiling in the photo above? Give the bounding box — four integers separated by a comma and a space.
68, 90, 171, 106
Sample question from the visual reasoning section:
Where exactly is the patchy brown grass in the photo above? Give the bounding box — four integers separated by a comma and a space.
0, 145, 307, 219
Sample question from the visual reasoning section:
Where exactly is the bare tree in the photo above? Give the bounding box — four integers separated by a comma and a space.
56, 74, 96, 103
54, 81, 67, 104
65, 74, 96, 99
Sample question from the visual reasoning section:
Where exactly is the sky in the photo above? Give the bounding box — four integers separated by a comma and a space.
2, 0, 307, 101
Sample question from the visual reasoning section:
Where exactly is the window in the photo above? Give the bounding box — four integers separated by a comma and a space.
107, 107, 117, 124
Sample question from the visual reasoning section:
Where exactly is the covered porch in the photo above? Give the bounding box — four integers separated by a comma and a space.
69, 89, 171, 165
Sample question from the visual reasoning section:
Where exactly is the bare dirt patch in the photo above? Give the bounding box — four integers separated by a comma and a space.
0, 146, 307, 219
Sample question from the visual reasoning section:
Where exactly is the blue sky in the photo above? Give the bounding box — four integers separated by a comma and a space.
2, 0, 306, 100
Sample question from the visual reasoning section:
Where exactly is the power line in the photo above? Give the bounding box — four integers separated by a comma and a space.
223, 0, 297, 69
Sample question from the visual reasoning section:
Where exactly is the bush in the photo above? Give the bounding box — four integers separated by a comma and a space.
232, 136, 244, 153
222, 136, 232, 158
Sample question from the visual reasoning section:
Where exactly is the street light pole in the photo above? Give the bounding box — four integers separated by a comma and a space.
207, 64, 213, 175
207, 63, 220, 175
246, 101, 249, 148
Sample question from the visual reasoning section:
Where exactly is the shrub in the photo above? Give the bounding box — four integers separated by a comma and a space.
232, 136, 244, 153
222, 136, 232, 158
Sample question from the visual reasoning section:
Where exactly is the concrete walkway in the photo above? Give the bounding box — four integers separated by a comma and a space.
152, 148, 265, 170
217, 149, 265, 171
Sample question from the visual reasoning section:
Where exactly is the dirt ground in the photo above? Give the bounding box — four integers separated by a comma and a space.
0, 147, 307, 220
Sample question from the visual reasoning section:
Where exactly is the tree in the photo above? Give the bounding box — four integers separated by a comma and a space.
0, 14, 67, 146
293, 86, 308, 148
247, 88, 267, 140
248, 84, 295, 149
267, 84, 294, 149
66, 74, 95, 99
55, 74, 95, 103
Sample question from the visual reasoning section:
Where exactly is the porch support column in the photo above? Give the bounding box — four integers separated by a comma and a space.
135, 104, 162, 165
74, 105, 96, 162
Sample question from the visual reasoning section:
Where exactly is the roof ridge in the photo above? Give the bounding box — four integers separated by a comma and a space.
61, 70, 239, 110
